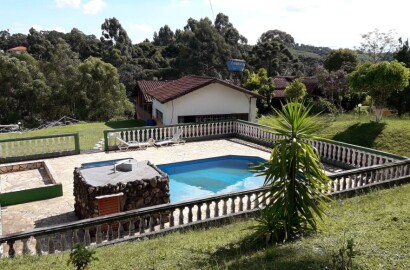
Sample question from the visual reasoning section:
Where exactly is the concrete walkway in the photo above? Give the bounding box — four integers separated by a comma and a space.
1, 139, 272, 235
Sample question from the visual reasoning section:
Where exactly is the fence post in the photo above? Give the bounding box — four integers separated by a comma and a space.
104, 130, 109, 152
74, 133, 80, 154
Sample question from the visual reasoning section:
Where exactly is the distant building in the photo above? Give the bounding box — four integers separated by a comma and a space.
135, 75, 262, 125
6, 46, 27, 54
271, 76, 319, 107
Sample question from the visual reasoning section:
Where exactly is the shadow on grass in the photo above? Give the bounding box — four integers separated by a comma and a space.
105, 119, 145, 129
332, 122, 386, 148
190, 234, 328, 270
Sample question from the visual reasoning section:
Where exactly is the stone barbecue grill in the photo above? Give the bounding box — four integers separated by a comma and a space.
74, 159, 170, 219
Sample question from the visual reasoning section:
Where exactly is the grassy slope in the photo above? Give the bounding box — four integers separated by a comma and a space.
1, 184, 409, 270
0, 120, 145, 151
260, 114, 410, 157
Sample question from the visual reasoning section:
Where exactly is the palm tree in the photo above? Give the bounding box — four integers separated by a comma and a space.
255, 102, 331, 243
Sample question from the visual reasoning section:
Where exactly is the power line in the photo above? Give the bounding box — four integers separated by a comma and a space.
208, 0, 215, 22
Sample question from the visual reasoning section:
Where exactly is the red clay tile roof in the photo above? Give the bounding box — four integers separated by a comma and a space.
272, 76, 318, 98
136, 80, 170, 102
142, 75, 262, 103
7, 46, 27, 52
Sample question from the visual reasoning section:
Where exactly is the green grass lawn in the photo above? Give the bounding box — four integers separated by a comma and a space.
260, 113, 410, 157
0, 120, 145, 151
2, 184, 409, 269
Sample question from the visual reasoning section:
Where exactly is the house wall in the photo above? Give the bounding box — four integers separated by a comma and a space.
152, 82, 257, 125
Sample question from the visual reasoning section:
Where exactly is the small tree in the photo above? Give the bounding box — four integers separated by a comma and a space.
349, 60, 410, 122
242, 68, 275, 114
254, 102, 331, 243
285, 79, 307, 101
316, 65, 349, 109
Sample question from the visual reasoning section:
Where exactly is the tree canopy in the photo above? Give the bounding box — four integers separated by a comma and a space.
350, 61, 410, 122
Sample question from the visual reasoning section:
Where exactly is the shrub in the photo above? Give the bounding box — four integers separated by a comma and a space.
308, 97, 338, 115
67, 244, 98, 270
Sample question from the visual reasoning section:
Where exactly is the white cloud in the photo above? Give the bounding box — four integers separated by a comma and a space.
53, 26, 66, 33
82, 0, 106, 15
32, 24, 43, 31
210, 0, 410, 48
55, 0, 81, 8
129, 23, 153, 33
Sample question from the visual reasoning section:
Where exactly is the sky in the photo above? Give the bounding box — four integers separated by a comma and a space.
1, 0, 410, 49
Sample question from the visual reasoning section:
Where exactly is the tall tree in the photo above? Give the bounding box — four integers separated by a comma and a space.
27, 28, 54, 60
214, 13, 247, 58
359, 29, 399, 63
41, 39, 81, 119
174, 17, 231, 77
76, 57, 134, 121
153, 25, 175, 46
101, 17, 133, 63
324, 48, 359, 72
350, 61, 410, 122
387, 39, 410, 115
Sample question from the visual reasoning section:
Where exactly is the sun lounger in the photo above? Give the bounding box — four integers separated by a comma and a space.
154, 128, 185, 147
116, 137, 155, 151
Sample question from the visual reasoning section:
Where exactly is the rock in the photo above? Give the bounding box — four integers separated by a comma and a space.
150, 178, 157, 188
144, 196, 152, 204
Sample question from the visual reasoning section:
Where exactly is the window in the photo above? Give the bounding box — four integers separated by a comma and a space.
178, 113, 248, 123
156, 109, 163, 123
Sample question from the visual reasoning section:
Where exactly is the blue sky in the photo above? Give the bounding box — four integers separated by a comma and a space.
1, 0, 410, 48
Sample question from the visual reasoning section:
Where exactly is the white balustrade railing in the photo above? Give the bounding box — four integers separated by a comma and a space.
0, 133, 79, 163
0, 187, 266, 257
233, 120, 405, 168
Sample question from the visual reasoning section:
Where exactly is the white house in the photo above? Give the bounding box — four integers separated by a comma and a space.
135, 75, 262, 125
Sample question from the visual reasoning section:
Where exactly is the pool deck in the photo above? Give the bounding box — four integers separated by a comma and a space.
0, 139, 342, 236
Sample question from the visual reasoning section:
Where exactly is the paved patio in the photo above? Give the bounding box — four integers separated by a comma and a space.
1, 139, 273, 235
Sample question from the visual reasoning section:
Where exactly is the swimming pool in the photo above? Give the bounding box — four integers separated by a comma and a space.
158, 155, 266, 202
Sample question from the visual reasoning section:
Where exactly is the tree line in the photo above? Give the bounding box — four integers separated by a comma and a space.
0, 13, 327, 126
1, 13, 410, 126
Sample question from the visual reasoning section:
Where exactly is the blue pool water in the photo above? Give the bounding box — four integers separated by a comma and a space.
158, 155, 266, 202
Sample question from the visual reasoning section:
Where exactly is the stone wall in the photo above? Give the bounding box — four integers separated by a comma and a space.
73, 162, 170, 219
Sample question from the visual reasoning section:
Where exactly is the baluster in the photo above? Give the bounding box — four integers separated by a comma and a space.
128, 220, 135, 237
246, 195, 252, 210
254, 193, 259, 208
139, 217, 145, 234
179, 207, 184, 225
170, 210, 175, 227
230, 197, 236, 213
206, 202, 211, 219
106, 223, 114, 241
84, 227, 91, 245
222, 199, 228, 215
159, 213, 165, 229
35, 236, 42, 255
22, 238, 30, 255
60, 232, 67, 251
238, 195, 244, 212
188, 206, 193, 222
149, 215, 155, 232
117, 221, 124, 239
7, 241, 15, 258
197, 204, 202, 221
72, 229, 79, 247
48, 235, 55, 254
341, 146, 346, 163
214, 201, 219, 218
